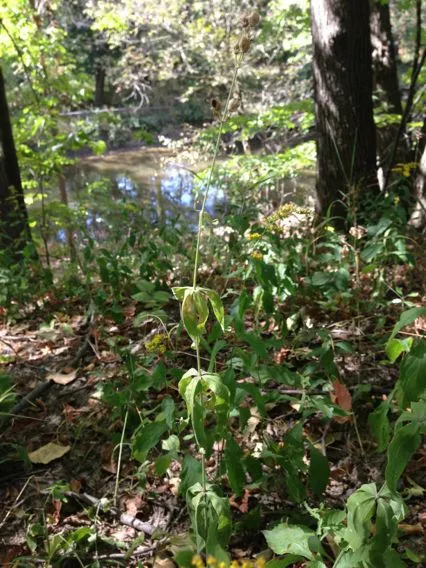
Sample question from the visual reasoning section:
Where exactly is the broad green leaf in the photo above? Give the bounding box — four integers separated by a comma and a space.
396, 340, 426, 407
179, 374, 207, 449
224, 435, 245, 496
369, 400, 391, 452
155, 453, 173, 475
386, 338, 412, 363
345, 483, 377, 549
309, 446, 330, 496
386, 422, 421, 492
387, 307, 426, 343
265, 558, 302, 568
172, 286, 189, 301
132, 421, 168, 462
263, 524, 315, 558
181, 288, 209, 339
202, 288, 225, 330
180, 455, 202, 496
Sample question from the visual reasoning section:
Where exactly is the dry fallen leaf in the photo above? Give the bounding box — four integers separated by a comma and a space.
332, 380, 352, 423
47, 369, 77, 385
29, 442, 70, 464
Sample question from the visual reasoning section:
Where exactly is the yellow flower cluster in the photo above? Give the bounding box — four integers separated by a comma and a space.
192, 555, 267, 568
392, 162, 418, 177
251, 251, 264, 261
145, 332, 168, 354
247, 232, 262, 241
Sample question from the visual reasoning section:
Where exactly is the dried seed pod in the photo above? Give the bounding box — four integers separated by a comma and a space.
248, 10, 260, 26
211, 98, 221, 111
228, 96, 241, 112
211, 98, 222, 117
239, 35, 251, 53
241, 14, 250, 28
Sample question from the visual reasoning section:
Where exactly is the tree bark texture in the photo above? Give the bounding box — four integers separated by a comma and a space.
370, 0, 406, 175
311, 0, 379, 224
409, 119, 426, 230
370, 0, 402, 114
0, 66, 32, 259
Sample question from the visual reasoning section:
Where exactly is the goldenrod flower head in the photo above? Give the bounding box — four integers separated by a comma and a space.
145, 332, 168, 354
207, 556, 217, 566
251, 251, 263, 261
247, 232, 262, 241
192, 555, 205, 568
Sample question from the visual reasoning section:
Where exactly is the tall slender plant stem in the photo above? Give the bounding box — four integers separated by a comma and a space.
192, 55, 243, 291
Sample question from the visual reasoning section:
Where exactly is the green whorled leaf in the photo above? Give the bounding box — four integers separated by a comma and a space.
387, 307, 426, 343
224, 435, 245, 496
179, 374, 207, 449
171, 286, 189, 301
202, 288, 225, 330
306, 561, 327, 568
308, 446, 330, 496
372, 498, 398, 554
345, 483, 377, 550
181, 288, 209, 340
369, 400, 391, 452
263, 524, 315, 559
132, 421, 168, 462
202, 373, 231, 441
386, 338, 412, 363
396, 340, 426, 408
385, 422, 421, 492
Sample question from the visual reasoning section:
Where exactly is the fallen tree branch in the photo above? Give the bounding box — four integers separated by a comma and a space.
64, 491, 159, 536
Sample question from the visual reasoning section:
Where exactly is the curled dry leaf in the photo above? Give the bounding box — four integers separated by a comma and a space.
47, 368, 77, 385
28, 442, 70, 464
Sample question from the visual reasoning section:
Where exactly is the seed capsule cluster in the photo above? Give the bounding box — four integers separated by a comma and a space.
211, 10, 261, 118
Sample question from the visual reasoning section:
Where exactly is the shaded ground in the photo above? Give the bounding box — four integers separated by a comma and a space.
0, 236, 425, 567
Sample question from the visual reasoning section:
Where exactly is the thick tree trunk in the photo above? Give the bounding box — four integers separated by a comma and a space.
0, 67, 32, 260
370, 0, 405, 177
409, 119, 426, 230
311, 0, 379, 225
370, 1, 402, 114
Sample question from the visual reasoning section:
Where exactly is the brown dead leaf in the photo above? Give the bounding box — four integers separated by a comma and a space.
124, 494, 143, 517
331, 380, 352, 423
29, 442, 70, 464
47, 369, 77, 385
52, 499, 62, 525
70, 479, 82, 493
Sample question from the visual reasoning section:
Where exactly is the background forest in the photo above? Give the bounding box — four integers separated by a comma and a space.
0, 0, 425, 567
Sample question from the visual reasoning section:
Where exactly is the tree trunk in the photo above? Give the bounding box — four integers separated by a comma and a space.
409, 119, 426, 230
311, 0, 379, 225
0, 66, 33, 260
370, 1, 402, 114
95, 67, 106, 107
370, 0, 405, 178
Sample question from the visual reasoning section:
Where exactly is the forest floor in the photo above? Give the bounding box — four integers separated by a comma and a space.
0, 237, 425, 567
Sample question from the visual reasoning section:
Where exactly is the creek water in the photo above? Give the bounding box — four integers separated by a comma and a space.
56, 146, 315, 244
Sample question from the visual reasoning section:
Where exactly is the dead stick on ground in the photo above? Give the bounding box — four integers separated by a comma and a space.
64, 491, 160, 536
